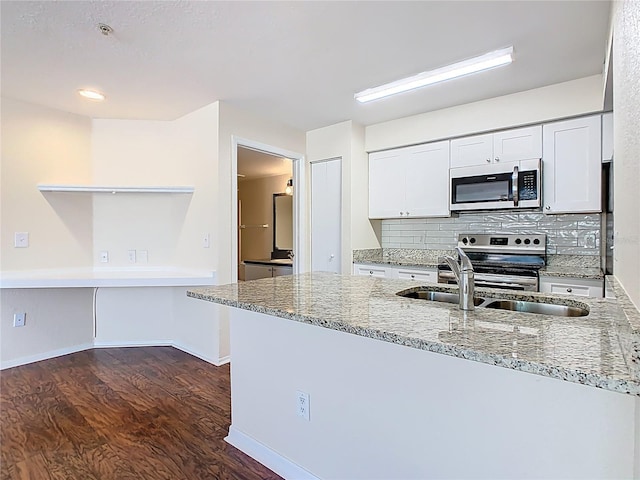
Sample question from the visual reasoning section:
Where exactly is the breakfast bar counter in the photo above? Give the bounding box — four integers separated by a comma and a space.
188, 274, 640, 479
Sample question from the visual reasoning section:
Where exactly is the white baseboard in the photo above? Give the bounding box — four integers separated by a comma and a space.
171, 341, 220, 365
214, 354, 230, 366
0, 342, 94, 370
93, 340, 173, 348
225, 426, 319, 480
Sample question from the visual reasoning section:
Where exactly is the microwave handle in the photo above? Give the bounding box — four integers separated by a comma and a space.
512, 166, 519, 206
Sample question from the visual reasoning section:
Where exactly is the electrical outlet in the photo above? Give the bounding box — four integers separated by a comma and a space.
137, 250, 148, 263
13, 313, 26, 327
100, 251, 109, 263
128, 250, 137, 263
296, 390, 310, 421
14, 232, 29, 248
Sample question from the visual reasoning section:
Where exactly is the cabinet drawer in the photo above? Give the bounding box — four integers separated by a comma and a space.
353, 264, 389, 278
539, 276, 603, 298
395, 269, 437, 283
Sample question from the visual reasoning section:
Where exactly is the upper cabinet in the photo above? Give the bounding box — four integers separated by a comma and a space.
602, 112, 613, 162
542, 115, 602, 214
369, 140, 450, 219
450, 126, 542, 168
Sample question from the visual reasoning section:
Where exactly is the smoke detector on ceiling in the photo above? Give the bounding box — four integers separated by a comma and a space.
97, 23, 113, 36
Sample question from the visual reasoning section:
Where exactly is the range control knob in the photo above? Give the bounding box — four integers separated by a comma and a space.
469, 237, 476, 244
533, 238, 541, 245
515, 238, 522, 245
524, 238, 531, 245
462, 237, 468, 245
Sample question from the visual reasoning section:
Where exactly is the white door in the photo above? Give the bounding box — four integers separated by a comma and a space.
311, 158, 342, 273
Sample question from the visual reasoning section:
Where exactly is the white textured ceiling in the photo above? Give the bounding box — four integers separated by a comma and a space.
1, 1, 610, 131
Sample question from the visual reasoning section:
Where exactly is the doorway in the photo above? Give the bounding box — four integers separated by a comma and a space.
231, 137, 305, 283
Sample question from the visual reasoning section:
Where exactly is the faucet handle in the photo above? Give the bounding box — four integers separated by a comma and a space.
455, 247, 474, 272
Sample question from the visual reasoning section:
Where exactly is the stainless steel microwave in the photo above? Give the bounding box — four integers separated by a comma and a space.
450, 159, 541, 211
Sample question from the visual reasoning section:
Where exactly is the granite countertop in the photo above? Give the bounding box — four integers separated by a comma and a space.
189, 273, 640, 396
243, 258, 293, 266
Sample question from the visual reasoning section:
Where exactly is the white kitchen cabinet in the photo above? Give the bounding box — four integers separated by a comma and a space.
353, 264, 391, 278
542, 115, 602, 214
539, 276, 603, 298
369, 141, 449, 219
602, 112, 613, 162
450, 126, 542, 168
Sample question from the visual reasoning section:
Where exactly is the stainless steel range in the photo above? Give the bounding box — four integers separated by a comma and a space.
438, 233, 546, 292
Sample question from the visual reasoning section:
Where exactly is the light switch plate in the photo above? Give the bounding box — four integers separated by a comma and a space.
137, 250, 148, 263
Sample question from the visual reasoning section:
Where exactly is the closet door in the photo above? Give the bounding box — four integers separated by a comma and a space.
311, 158, 342, 273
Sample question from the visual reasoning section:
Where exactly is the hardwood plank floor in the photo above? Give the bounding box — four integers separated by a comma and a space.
1, 347, 282, 480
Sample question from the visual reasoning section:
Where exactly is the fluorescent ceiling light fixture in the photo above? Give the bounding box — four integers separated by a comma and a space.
355, 46, 514, 103
77, 89, 106, 101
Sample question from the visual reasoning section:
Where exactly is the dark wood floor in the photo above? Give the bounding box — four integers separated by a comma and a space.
0, 347, 281, 480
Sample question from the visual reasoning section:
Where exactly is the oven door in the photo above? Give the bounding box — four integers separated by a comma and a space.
438, 270, 538, 292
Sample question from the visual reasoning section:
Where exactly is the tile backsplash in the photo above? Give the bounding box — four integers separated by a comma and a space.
381, 212, 601, 255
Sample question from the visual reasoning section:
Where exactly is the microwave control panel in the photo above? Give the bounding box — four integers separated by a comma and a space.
518, 170, 538, 200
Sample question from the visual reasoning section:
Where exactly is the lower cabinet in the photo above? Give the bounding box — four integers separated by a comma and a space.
353, 264, 437, 282
244, 263, 292, 281
539, 276, 603, 298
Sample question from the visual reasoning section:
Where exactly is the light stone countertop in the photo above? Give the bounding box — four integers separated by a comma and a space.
188, 273, 640, 397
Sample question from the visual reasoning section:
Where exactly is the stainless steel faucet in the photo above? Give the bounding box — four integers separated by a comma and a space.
443, 247, 475, 311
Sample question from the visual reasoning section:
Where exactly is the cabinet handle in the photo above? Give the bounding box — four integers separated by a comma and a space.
566, 287, 572, 293
410, 274, 415, 279
369, 270, 373, 275
400, 211, 404, 216
495, 157, 500, 162
486, 158, 491, 163
545, 206, 551, 210
406, 211, 410, 216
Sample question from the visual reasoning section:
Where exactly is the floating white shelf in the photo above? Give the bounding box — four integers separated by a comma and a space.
37, 184, 195, 194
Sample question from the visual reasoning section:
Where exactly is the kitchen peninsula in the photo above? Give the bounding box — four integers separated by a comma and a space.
189, 274, 640, 479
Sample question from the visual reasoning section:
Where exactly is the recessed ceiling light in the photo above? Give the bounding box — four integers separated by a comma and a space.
355, 46, 514, 103
77, 89, 106, 101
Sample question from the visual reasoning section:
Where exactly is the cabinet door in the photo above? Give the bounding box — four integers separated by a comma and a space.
602, 112, 613, 162
369, 150, 405, 218
273, 266, 293, 277
493, 125, 542, 163
450, 133, 493, 168
404, 141, 450, 217
542, 116, 602, 214
244, 264, 273, 281
539, 276, 603, 298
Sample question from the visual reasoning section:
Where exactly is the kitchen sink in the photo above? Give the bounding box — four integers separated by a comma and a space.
484, 299, 589, 317
401, 290, 485, 306
397, 288, 589, 317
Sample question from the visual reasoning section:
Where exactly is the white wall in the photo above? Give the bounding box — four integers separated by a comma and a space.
306, 121, 380, 273
1, 97, 93, 271
91, 103, 219, 270
365, 75, 604, 152
1, 288, 94, 368
612, 0, 640, 309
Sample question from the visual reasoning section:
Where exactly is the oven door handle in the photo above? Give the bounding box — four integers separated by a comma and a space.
512, 165, 519, 207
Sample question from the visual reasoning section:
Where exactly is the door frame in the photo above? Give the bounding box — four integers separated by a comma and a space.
231, 136, 306, 282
